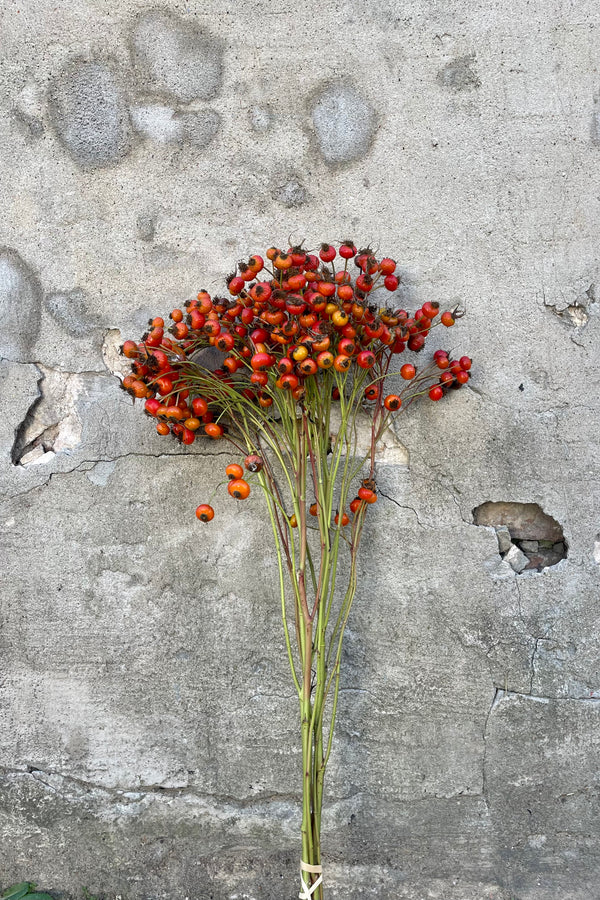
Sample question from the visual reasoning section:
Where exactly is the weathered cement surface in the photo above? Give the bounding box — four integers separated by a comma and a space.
1, 1, 599, 898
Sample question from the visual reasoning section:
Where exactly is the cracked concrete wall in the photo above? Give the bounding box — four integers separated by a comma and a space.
0, 1, 599, 898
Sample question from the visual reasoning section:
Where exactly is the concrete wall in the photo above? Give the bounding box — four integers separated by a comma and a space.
1, 1, 599, 898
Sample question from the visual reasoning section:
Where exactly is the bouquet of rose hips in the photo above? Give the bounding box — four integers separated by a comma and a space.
121, 241, 472, 899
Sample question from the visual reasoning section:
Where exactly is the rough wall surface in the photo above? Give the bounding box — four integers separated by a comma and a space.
0, 1, 599, 898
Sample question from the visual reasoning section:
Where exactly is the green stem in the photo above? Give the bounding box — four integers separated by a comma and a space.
259, 471, 301, 697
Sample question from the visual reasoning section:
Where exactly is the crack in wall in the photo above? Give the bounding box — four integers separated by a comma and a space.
488, 688, 600, 704
377, 489, 427, 528
481, 685, 600, 817
514, 579, 560, 697
0, 765, 488, 812
1, 449, 234, 503
10, 363, 44, 464
481, 687, 500, 813
412, 461, 475, 527
529, 632, 553, 694
0, 765, 302, 808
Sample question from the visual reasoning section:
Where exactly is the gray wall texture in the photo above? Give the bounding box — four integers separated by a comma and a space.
1, 1, 599, 898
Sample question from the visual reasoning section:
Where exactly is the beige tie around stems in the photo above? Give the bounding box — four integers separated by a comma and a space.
299, 860, 323, 899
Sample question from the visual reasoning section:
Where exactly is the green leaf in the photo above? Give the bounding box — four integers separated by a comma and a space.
23, 894, 54, 900
1, 885, 33, 900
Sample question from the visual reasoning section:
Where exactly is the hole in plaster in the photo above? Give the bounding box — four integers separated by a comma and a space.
328, 406, 409, 466
189, 346, 228, 371
543, 283, 597, 328
12, 365, 83, 466
473, 501, 567, 573
102, 328, 128, 377
15, 424, 60, 466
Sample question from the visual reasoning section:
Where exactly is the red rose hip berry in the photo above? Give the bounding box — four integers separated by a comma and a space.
228, 479, 251, 500
196, 504, 215, 522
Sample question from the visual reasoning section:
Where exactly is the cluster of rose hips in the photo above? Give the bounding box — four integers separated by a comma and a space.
195, 453, 263, 521
121, 241, 472, 521
196, 456, 384, 529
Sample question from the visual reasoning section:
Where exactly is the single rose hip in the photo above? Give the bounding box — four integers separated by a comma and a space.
332, 309, 349, 327
400, 363, 416, 380
356, 273, 374, 292
250, 282, 272, 303
363, 322, 384, 340
356, 350, 376, 369
244, 454, 263, 473
223, 357, 241, 374
339, 241, 357, 259
216, 332, 235, 352
251, 352, 275, 371
228, 478, 251, 499
358, 487, 377, 504
273, 251, 292, 270
276, 374, 299, 391
196, 292, 212, 313
317, 351, 334, 369
290, 247, 307, 266
421, 301, 439, 319
379, 257, 396, 275
319, 243, 336, 262
334, 354, 352, 372
337, 284, 354, 301
384, 394, 402, 411
196, 504, 215, 522
287, 273, 307, 291
297, 358, 318, 376
239, 263, 255, 282
338, 338, 356, 356
121, 340, 139, 358
251, 327, 269, 344
408, 334, 426, 352
248, 254, 264, 273
203, 320, 221, 337
277, 357, 293, 375
317, 280, 336, 298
